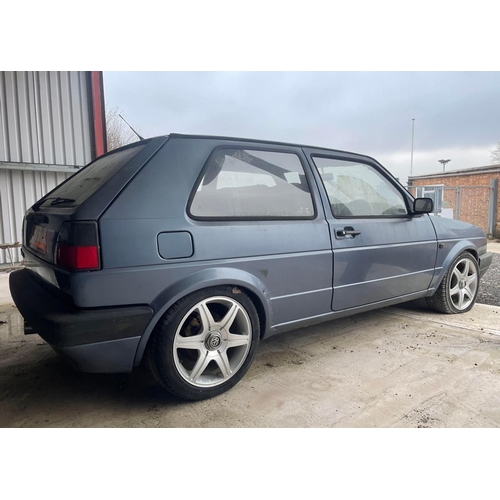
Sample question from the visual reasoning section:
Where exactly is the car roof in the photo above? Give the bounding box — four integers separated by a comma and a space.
108, 133, 382, 170
104, 133, 410, 197
163, 134, 411, 198
165, 133, 376, 161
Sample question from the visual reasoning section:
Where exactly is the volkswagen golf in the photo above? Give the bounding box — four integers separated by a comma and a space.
9, 134, 492, 400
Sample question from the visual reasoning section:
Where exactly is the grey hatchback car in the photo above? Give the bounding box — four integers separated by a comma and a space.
10, 134, 492, 400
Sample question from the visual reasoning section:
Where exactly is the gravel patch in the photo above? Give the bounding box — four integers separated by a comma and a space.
478, 253, 500, 307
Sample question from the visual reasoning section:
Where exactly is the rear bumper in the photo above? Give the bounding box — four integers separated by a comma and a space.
479, 252, 493, 278
9, 269, 153, 373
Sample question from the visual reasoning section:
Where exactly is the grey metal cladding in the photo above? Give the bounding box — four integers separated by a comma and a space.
0, 71, 92, 166
0, 71, 93, 263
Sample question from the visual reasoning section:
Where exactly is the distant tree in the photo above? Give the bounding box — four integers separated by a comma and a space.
105, 106, 140, 152
491, 141, 500, 164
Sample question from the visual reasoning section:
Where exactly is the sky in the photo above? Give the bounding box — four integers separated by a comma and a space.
103, 72, 500, 183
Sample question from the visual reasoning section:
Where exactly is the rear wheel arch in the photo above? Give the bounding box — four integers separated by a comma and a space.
134, 269, 271, 367
238, 286, 267, 339
147, 285, 261, 400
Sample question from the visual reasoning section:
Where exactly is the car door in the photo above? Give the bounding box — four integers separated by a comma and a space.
303, 149, 438, 311
186, 142, 334, 326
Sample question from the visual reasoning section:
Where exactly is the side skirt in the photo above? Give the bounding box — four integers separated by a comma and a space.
266, 290, 429, 339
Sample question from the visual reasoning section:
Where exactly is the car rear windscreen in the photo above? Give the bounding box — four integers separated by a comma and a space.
37, 144, 146, 208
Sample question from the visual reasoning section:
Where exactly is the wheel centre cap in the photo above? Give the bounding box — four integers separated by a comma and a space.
205, 331, 222, 351
459, 280, 466, 289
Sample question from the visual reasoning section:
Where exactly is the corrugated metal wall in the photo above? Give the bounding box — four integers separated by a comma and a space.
0, 71, 93, 264
0, 168, 76, 263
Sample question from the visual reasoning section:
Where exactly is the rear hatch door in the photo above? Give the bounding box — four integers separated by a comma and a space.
23, 137, 168, 287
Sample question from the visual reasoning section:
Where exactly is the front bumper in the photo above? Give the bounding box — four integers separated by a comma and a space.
9, 269, 153, 373
479, 252, 493, 278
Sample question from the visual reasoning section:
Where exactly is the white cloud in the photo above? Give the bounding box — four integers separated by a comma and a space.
103, 72, 500, 186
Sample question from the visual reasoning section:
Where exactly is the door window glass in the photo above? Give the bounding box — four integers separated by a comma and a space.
312, 157, 408, 217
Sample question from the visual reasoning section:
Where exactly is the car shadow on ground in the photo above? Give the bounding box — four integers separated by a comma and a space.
0, 301, 480, 427
0, 310, 370, 426
0, 340, 188, 425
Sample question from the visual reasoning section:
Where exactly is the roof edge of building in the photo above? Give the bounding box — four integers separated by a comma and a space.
409, 164, 500, 181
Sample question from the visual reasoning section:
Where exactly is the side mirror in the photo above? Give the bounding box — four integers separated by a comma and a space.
413, 197, 434, 214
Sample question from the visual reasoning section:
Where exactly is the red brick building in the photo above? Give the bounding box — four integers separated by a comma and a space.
408, 165, 500, 238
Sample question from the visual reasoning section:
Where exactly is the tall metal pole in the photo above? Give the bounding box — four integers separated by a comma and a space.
410, 118, 415, 178
439, 159, 451, 172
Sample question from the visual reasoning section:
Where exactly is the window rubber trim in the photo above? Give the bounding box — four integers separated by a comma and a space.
187, 145, 319, 222
310, 153, 412, 219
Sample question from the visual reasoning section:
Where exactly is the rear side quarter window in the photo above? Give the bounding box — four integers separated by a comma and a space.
189, 148, 315, 219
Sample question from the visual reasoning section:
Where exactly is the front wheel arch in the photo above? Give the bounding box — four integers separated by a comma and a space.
427, 241, 480, 294
464, 247, 478, 262
426, 251, 480, 314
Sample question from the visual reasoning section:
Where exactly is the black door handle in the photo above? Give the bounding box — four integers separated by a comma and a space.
336, 226, 361, 238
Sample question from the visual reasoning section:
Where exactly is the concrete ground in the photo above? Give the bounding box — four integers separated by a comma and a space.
487, 241, 500, 254
0, 273, 12, 304
1, 240, 499, 427
1, 270, 500, 427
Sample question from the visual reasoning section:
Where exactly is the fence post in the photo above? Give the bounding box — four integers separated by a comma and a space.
488, 179, 498, 237
455, 187, 461, 220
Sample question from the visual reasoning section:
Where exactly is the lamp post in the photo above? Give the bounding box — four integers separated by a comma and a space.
438, 159, 451, 172
410, 118, 415, 178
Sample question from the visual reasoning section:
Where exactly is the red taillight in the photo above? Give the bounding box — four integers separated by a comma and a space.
56, 245, 99, 270
55, 222, 100, 271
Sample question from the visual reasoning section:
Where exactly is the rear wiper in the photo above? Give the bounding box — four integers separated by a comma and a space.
32, 197, 76, 211
50, 197, 75, 206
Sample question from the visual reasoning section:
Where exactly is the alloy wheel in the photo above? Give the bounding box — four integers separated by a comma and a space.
172, 296, 252, 388
448, 257, 478, 311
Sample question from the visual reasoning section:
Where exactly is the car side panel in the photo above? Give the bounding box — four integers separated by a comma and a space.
81, 137, 333, 332
330, 217, 437, 310
425, 215, 487, 291
302, 148, 439, 311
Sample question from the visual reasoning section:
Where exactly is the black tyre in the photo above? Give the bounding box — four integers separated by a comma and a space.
426, 252, 480, 314
148, 286, 260, 401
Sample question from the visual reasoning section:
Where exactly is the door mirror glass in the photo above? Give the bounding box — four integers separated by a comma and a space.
413, 197, 434, 214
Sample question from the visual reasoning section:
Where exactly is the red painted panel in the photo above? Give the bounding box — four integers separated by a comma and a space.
90, 71, 106, 157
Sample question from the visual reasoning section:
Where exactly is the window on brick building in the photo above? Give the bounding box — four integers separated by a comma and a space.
416, 185, 443, 214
